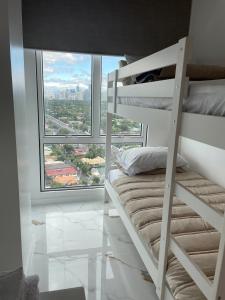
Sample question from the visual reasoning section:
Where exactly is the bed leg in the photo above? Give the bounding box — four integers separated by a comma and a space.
156, 37, 189, 300
104, 111, 112, 216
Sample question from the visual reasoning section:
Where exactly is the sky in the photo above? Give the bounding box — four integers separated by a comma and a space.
43, 51, 123, 92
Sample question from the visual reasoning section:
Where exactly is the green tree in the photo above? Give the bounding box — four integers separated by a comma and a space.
51, 182, 64, 189
63, 144, 74, 155
85, 145, 105, 159
58, 128, 70, 135
92, 176, 100, 185
72, 159, 91, 176
80, 178, 89, 185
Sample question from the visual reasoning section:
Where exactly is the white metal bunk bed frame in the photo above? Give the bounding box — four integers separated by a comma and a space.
104, 37, 225, 300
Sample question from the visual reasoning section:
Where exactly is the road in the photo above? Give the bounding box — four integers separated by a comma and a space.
46, 114, 78, 134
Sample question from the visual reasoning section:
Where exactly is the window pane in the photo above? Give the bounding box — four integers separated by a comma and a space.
44, 144, 105, 189
100, 56, 142, 136
44, 143, 141, 189
43, 52, 92, 136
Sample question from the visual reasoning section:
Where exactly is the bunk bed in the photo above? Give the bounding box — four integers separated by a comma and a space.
104, 37, 225, 300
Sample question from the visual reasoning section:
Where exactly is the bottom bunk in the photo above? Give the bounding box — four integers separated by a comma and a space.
105, 168, 225, 300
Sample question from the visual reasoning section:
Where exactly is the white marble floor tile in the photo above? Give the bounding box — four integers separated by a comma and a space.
30, 199, 158, 300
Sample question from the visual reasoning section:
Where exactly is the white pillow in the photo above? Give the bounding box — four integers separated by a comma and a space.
117, 146, 187, 176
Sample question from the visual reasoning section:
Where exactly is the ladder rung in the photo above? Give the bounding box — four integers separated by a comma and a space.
175, 182, 224, 232
170, 236, 212, 299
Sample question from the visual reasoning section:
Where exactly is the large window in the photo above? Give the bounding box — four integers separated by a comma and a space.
37, 51, 145, 190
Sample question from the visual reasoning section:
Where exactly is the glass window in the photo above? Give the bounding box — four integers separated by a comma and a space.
100, 56, 142, 136
44, 143, 141, 190
44, 144, 105, 189
43, 52, 92, 136
38, 51, 144, 191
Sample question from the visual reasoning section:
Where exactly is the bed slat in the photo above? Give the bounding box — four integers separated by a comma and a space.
108, 43, 178, 81
170, 236, 213, 299
212, 219, 225, 300
181, 112, 225, 151
108, 79, 175, 99
108, 103, 225, 151
175, 182, 224, 232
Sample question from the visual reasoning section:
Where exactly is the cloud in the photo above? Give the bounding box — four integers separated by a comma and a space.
43, 52, 90, 67
43, 52, 77, 64
45, 82, 88, 89
43, 66, 54, 74
42, 51, 91, 79
44, 77, 90, 90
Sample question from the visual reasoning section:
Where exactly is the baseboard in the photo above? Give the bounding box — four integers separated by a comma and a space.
31, 187, 105, 206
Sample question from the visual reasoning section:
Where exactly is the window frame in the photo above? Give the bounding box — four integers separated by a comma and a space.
36, 50, 146, 191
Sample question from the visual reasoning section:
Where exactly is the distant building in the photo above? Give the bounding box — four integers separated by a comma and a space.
45, 163, 77, 177
74, 145, 88, 157
53, 175, 79, 186
81, 156, 105, 166
74, 148, 87, 157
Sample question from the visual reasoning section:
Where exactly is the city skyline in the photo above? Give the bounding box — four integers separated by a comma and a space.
43, 51, 123, 99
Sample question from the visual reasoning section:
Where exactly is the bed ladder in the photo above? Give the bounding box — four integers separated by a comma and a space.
156, 37, 225, 300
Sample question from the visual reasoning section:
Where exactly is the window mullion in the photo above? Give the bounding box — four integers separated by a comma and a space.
36, 50, 45, 140
36, 50, 46, 191
92, 55, 102, 140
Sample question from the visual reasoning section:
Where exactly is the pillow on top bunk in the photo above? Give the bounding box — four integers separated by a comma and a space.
116, 146, 187, 176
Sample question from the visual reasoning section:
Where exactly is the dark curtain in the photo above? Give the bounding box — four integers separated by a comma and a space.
22, 0, 192, 56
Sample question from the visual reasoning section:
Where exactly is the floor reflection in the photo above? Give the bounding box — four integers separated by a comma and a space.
30, 200, 157, 300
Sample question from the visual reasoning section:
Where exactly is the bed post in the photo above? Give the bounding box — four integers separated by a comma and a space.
156, 37, 190, 299
104, 73, 113, 206
212, 218, 225, 300
112, 69, 118, 113
105, 113, 112, 182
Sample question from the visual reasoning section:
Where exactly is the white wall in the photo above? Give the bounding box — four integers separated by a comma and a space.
189, 0, 225, 65
180, 138, 225, 188
180, 0, 225, 188
0, 0, 32, 273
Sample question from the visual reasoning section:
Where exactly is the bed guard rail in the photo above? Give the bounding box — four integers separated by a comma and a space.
107, 41, 181, 114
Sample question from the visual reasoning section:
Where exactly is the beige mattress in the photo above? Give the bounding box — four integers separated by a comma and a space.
112, 169, 225, 300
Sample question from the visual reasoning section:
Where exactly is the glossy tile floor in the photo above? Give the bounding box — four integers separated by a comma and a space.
30, 198, 158, 300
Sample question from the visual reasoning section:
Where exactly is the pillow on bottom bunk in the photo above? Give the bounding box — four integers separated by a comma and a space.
116, 146, 187, 176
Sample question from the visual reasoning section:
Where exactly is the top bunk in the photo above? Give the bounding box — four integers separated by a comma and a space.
107, 37, 225, 151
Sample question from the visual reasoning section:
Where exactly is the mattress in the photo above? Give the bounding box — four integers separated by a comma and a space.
112, 81, 225, 116
109, 168, 125, 184
110, 168, 225, 300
